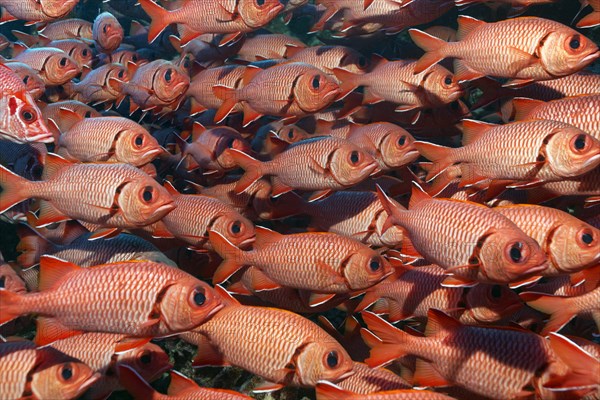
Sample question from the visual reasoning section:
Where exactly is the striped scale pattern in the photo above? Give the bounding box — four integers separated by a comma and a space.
337, 362, 410, 394
0, 341, 38, 400
505, 71, 600, 100
188, 66, 245, 114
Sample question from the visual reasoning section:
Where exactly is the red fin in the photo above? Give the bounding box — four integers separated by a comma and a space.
308, 189, 333, 202
0, 289, 24, 325
507, 274, 541, 289
0, 164, 30, 214
191, 335, 230, 367
248, 268, 281, 292
117, 364, 158, 400
503, 78, 535, 88
409, 29, 447, 74
413, 142, 454, 181
209, 230, 245, 284
167, 370, 199, 395
413, 358, 451, 387
189, 98, 207, 116
226, 149, 264, 194
57, 107, 84, 132
88, 228, 121, 240
219, 32, 243, 47
361, 311, 413, 368
441, 275, 478, 288
511, 97, 544, 121
11, 30, 38, 47
214, 285, 242, 307
162, 180, 180, 196
213, 85, 238, 123
409, 181, 432, 209
519, 292, 574, 335
457, 163, 488, 188
114, 337, 152, 353
178, 26, 202, 46
577, 11, 600, 28
42, 153, 73, 180
253, 226, 283, 249
252, 381, 285, 393
461, 119, 495, 145
151, 221, 175, 239
242, 102, 264, 127
425, 309, 461, 337
35, 317, 84, 346
241, 65, 262, 86
16, 224, 51, 268
545, 333, 600, 391
38, 255, 80, 291
355, 289, 380, 312
36, 200, 70, 227
309, 293, 337, 308
226, 281, 252, 296
137, 0, 170, 43
332, 67, 360, 99
456, 15, 485, 40
315, 381, 354, 400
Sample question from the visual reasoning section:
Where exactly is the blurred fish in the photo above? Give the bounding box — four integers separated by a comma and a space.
38, 18, 93, 41
286, 45, 369, 81
9, 46, 80, 85
69, 62, 130, 106
237, 33, 306, 62
93, 12, 124, 54
0, 0, 79, 23
5, 61, 46, 99
316, 381, 453, 400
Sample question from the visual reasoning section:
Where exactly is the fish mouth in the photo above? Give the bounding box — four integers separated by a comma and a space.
153, 202, 176, 217
239, 236, 256, 248
366, 161, 381, 176
78, 372, 102, 394
337, 370, 356, 380
576, 50, 600, 68
145, 147, 166, 158
206, 302, 225, 318
580, 152, 600, 171
27, 132, 54, 143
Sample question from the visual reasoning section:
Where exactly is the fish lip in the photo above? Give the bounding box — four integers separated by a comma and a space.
26, 132, 54, 143
577, 50, 600, 67
580, 152, 600, 170
365, 161, 380, 176
153, 202, 176, 217
337, 370, 356, 380
207, 302, 225, 319
238, 236, 256, 248
78, 372, 102, 394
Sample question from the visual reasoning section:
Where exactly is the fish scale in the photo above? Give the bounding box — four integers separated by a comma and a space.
39, 18, 92, 40
71, 63, 128, 103
187, 65, 245, 112
11, 48, 79, 85
0, 341, 38, 400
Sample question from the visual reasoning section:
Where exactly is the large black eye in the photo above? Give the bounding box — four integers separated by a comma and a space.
142, 186, 153, 202
102, 24, 108, 34
193, 288, 206, 306
287, 129, 294, 139
23, 75, 29, 84
117, 69, 125, 78
82, 49, 89, 57
510, 243, 523, 263
326, 351, 339, 368
132, 55, 138, 62
21, 108, 35, 122
257, 0, 265, 5
231, 221, 241, 234
164, 68, 173, 83
569, 36, 580, 50
135, 135, 144, 147
61, 364, 73, 380
140, 350, 152, 364
85, 111, 92, 118
312, 75, 320, 89
574, 134, 587, 151
491, 285, 502, 299
444, 76, 452, 85
369, 258, 381, 272
350, 150, 359, 164
59, 57, 68, 67
398, 135, 406, 146
0, 275, 5, 288
582, 232, 593, 245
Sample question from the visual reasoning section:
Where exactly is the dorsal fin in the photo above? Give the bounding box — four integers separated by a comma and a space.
214, 285, 241, 307
511, 97, 544, 121
42, 153, 73, 181
57, 107, 84, 132
284, 44, 303, 58
408, 181, 432, 209
191, 122, 206, 142
424, 309, 461, 337
456, 15, 486, 40
242, 65, 262, 86
162, 180, 180, 196
38, 255, 80, 291
461, 119, 495, 146
167, 370, 199, 395
253, 226, 284, 249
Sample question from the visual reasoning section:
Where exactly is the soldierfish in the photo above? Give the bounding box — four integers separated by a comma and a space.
69, 63, 130, 106
92, 12, 124, 54
10, 47, 80, 86
0, 256, 223, 343
186, 65, 246, 116
316, 381, 453, 400
38, 18, 93, 41
0, 0, 79, 23
236, 33, 306, 62
286, 45, 369, 81
410, 16, 600, 87
5, 62, 46, 100
0, 63, 53, 143
335, 362, 410, 394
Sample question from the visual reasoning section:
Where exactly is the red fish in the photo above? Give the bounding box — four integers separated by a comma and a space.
0, 0, 79, 23
92, 12, 124, 54
10, 47, 80, 86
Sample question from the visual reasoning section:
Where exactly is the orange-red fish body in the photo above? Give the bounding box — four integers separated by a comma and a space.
11, 47, 80, 86
93, 12, 124, 54
287, 45, 368, 82
237, 33, 306, 62
335, 362, 410, 394
316, 381, 454, 400
186, 65, 246, 116
0, 64, 52, 143
0, 0, 79, 23
38, 18, 93, 41
71, 63, 130, 105
0, 257, 222, 339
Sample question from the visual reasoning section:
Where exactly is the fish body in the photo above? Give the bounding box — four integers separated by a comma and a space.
92, 12, 124, 54
46, 39, 93, 71
124, 60, 189, 111
0, 0, 79, 22
187, 65, 246, 116
335, 362, 410, 394
287, 45, 368, 81
39, 18, 93, 41
316, 381, 453, 400
237, 33, 306, 62
4, 62, 46, 99
11, 47, 80, 85
70, 63, 130, 105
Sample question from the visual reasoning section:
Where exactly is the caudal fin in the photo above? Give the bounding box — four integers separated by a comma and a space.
208, 230, 246, 284
0, 289, 25, 325
118, 365, 160, 400
519, 292, 575, 335
544, 333, 600, 392
332, 67, 361, 99
226, 149, 264, 194
137, 0, 170, 44
315, 382, 356, 400
0, 165, 31, 214
413, 141, 454, 181
361, 311, 414, 368
409, 29, 448, 74
213, 85, 239, 123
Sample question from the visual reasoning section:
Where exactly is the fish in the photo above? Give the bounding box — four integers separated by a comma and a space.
509, 95, 600, 141
11, 33, 94, 72
377, 183, 549, 286
213, 62, 341, 126
150, 181, 256, 252
286, 45, 369, 81
335, 362, 411, 394
69, 62, 130, 106
459, 283, 524, 325
5, 61, 46, 99
9, 47, 80, 86
522, 167, 600, 206
416, 119, 600, 189
51, 110, 164, 166
226, 136, 379, 200
209, 226, 393, 301
316, 381, 454, 400
181, 287, 354, 390
0, 256, 223, 343
118, 364, 253, 399
92, 12, 124, 54
362, 310, 600, 399
138, 0, 284, 46
334, 57, 462, 116
0, 154, 175, 237
455, 0, 558, 15
186, 65, 246, 116
494, 204, 600, 280
521, 287, 600, 335
38, 18, 93, 41
0, 63, 53, 143
410, 16, 600, 86
0, 262, 27, 294
0, 0, 79, 23
577, 0, 600, 28
0, 340, 99, 400
236, 33, 307, 62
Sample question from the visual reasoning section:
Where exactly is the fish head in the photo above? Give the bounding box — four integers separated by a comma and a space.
44, 52, 80, 85
294, 339, 353, 386
329, 144, 378, 186
159, 280, 223, 332
93, 12, 124, 53
7, 63, 46, 100
40, 0, 79, 18
239, 0, 285, 29
66, 41, 93, 70
118, 178, 175, 226
116, 342, 172, 383
479, 228, 549, 284
343, 249, 393, 290
545, 222, 600, 274
379, 126, 418, 169
151, 62, 190, 104
465, 283, 523, 323
0, 92, 53, 143
115, 125, 164, 166
31, 359, 100, 400
0, 263, 28, 293
105, 64, 130, 94
214, 129, 252, 170
539, 30, 600, 77
422, 66, 463, 107
546, 128, 600, 178
208, 212, 256, 250
294, 70, 341, 113
272, 123, 311, 144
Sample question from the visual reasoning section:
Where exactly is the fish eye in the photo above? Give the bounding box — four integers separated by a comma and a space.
508, 242, 523, 263
102, 24, 108, 34
85, 111, 92, 118
349, 150, 360, 165
444, 75, 453, 85
20, 107, 36, 123
312, 75, 320, 90
164, 68, 173, 83
117, 69, 125, 78
0, 275, 5, 288
491, 285, 502, 299
139, 350, 152, 364
134, 134, 144, 147
256, 0, 265, 6
325, 351, 339, 368
191, 287, 206, 306
82, 49, 89, 57
23, 75, 29, 84
569, 35, 581, 50
287, 129, 294, 139
231, 221, 242, 235
59, 57, 68, 67
397, 135, 406, 147
571, 134, 588, 152
132, 54, 138, 62
142, 186, 153, 202
369, 258, 381, 272
578, 228, 595, 247
61, 364, 73, 381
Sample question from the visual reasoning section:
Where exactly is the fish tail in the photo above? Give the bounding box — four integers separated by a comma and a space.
0, 289, 25, 325
316, 382, 356, 400
212, 85, 239, 123
519, 292, 575, 335
413, 141, 454, 181
117, 365, 160, 400
208, 230, 246, 284
16, 224, 52, 268
375, 184, 408, 236
544, 333, 600, 392
409, 29, 448, 74
332, 67, 360, 99
137, 0, 170, 44
577, 10, 600, 28
361, 311, 414, 368
0, 164, 32, 214
227, 149, 264, 194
